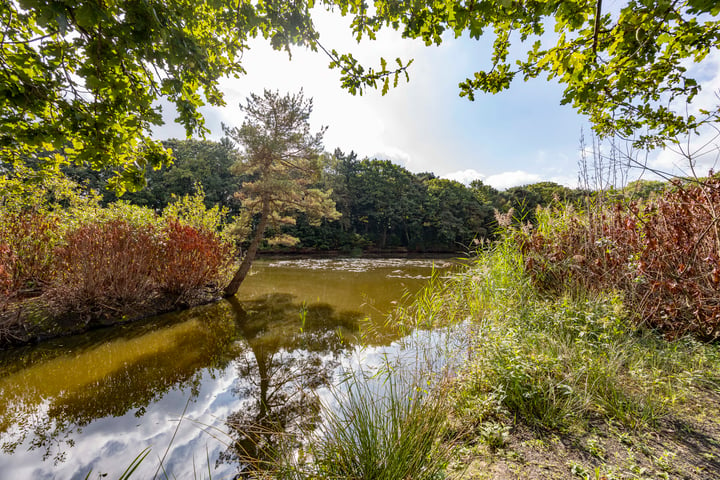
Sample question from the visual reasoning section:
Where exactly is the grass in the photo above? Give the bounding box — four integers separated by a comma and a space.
237, 365, 457, 480
309, 370, 454, 480
394, 235, 720, 479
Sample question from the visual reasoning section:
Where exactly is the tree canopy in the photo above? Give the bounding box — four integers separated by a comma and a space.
0, 0, 315, 192
5, 0, 717, 193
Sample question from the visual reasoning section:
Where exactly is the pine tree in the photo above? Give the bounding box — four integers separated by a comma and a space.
222, 90, 339, 297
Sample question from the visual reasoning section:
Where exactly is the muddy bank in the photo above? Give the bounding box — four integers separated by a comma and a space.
0, 290, 222, 350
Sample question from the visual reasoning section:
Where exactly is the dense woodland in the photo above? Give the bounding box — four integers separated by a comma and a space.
63, 138, 595, 253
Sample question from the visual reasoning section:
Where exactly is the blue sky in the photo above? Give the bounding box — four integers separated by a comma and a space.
153, 8, 720, 190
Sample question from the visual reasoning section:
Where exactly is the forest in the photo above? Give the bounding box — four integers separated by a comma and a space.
63, 138, 593, 253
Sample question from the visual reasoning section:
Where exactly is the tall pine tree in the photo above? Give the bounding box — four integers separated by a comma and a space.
222, 90, 339, 297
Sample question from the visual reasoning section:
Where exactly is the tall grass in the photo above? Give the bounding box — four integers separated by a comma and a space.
398, 232, 720, 432
309, 370, 453, 480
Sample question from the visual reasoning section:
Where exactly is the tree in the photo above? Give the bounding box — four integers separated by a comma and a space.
121, 139, 242, 211
0, 0, 316, 192
424, 178, 494, 248
222, 90, 339, 297
62, 138, 242, 210
331, 0, 720, 147
348, 159, 425, 249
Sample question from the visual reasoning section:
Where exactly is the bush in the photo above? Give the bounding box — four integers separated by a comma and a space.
155, 220, 234, 301
0, 243, 13, 304
0, 168, 97, 306
519, 176, 720, 340
49, 220, 162, 322
0, 211, 58, 301
48, 218, 234, 322
0, 172, 238, 341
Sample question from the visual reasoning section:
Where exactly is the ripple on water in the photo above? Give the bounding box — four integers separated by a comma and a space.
265, 258, 453, 274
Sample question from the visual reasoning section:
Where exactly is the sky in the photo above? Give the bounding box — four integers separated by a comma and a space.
152, 8, 720, 190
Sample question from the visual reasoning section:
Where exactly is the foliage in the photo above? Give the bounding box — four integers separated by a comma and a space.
69, 138, 244, 211
0, 0, 316, 192
162, 185, 229, 236
310, 371, 452, 480
7, 0, 716, 193
65, 200, 157, 232
620, 178, 668, 199
0, 168, 97, 303
0, 170, 235, 337
54, 141, 591, 254
519, 175, 720, 340
271, 151, 594, 252
282, 153, 498, 252
399, 239, 720, 434
222, 89, 339, 296
0, 165, 99, 214
49, 220, 163, 321
425, 177, 494, 247
156, 220, 234, 301
0, 211, 57, 299
48, 217, 234, 321
332, 0, 720, 147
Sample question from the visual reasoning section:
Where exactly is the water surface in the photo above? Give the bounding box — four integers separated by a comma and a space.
0, 258, 454, 479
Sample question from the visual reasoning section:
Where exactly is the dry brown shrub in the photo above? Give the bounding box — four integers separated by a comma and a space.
49, 220, 162, 322
520, 176, 720, 340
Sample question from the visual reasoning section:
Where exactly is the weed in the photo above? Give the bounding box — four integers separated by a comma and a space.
653, 450, 677, 473
586, 437, 606, 460
478, 421, 511, 452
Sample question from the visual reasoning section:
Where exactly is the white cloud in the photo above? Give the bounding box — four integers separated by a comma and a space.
485, 170, 542, 190
441, 169, 484, 184
371, 146, 413, 166
152, 6, 588, 182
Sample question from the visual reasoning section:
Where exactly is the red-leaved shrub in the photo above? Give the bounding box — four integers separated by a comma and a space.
0, 243, 14, 305
50, 220, 161, 321
0, 212, 57, 300
48, 218, 234, 323
155, 220, 234, 301
519, 176, 720, 340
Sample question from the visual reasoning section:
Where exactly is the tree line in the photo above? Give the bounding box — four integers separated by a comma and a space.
64, 138, 589, 254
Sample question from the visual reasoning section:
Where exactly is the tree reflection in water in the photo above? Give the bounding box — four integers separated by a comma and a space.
0, 292, 365, 476
0, 304, 241, 465
219, 295, 362, 478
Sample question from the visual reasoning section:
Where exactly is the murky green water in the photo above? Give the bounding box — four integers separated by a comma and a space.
0, 257, 453, 479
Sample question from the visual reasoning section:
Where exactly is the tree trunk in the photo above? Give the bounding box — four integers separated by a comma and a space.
223, 201, 270, 297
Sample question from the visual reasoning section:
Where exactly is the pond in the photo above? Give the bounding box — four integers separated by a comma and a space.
0, 257, 458, 479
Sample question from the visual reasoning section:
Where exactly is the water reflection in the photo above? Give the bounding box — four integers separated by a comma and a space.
218, 297, 343, 477
0, 304, 242, 467
0, 258, 452, 479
